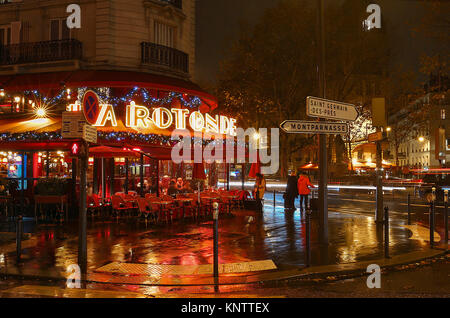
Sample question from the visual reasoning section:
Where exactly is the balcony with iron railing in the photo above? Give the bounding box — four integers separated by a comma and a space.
141, 42, 189, 74
158, 0, 182, 10
0, 39, 82, 65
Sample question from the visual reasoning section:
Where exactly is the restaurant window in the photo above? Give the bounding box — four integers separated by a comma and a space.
154, 21, 175, 47
50, 18, 70, 41
0, 25, 11, 45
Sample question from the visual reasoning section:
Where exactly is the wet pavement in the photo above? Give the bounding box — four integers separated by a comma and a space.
0, 191, 446, 287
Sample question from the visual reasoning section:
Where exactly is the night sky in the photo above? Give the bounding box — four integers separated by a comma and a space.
195, 0, 448, 86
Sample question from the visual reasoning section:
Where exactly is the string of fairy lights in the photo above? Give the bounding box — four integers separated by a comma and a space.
0, 86, 244, 147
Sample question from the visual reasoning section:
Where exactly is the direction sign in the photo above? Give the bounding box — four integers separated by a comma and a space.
62, 112, 85, 139
307, 96, 358, 121
280, 120, 348, 134
83, 124, 98, 144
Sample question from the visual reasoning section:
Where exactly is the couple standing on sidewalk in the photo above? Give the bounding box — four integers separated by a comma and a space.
285, 171, 315, 212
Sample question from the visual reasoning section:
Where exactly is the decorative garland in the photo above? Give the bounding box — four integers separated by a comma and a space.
0, 131, 243, 148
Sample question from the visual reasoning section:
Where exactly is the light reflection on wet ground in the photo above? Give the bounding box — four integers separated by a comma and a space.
0, 198, 425, 277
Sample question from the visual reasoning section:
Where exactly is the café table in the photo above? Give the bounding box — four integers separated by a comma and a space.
220, 194, 239, 214
200, 196, 220, 216
154, 200, 174, 223
173, 197, 194, 220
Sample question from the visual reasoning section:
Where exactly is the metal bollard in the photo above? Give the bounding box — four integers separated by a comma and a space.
430, 187, 436, 248
384, 207, 390, 259
16, 215, 23, 262
444, 190, 448, 250
407, 193, 411, 225
212, 202, 219, 292
305, 209, 311, 267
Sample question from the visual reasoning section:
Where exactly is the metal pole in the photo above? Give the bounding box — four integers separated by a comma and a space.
384, 207, 390, 258
305, 209, 311, 267
273, 190, 276, 208
317, 0, 328, 245
407, 193, 411, 225
20, 152, 25, 216
78, 141, 88, 275
213, 202, 219, 292
375, 138, 384, 223
156, 160, 160, 197
429, 201, 434, 248
430, 187, 436, 248
16, 214, 23, 262
124, 157, 129, 194
101, 158, 105, 201
241, 164, 245, 191
140, 153, 144, 197
444, 190, 448, 250
226, 163, 230, 191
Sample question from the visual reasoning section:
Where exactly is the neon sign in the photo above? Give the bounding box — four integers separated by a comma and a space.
93, 101, 237, 136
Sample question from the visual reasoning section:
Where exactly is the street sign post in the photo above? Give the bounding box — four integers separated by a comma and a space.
83, 124, 97, 144
62, 112, 85, 139
280, 120, 348, 134
307, 96, 358, 121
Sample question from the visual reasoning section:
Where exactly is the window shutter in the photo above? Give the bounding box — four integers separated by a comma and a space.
10, 21, 21, 44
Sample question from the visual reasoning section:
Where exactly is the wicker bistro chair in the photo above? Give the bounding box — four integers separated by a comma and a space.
87, 195, 102, 219
111, 195, 132, 219
137, 197, 156, 222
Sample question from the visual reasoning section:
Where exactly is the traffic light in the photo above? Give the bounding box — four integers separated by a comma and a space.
70, 142, 80, 156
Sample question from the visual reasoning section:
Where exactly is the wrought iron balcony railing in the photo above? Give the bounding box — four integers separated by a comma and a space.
159, 0, 182, 10
141, 42, 189, 74
0, 39, 82, 65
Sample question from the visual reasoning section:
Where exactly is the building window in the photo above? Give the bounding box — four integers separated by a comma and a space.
0, 25, 11, 45
154, 21, 175, 48
50, 19, 70, 41
441, 109, 446, 120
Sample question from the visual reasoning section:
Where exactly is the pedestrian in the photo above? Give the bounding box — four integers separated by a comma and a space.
176, 177, 184, 190
297, 172, 315, 212
254, 173, 266, 212
284, 170, 298, 210
167, 180, 179, 197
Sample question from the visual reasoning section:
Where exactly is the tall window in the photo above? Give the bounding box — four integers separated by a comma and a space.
154, 21, 175, 47
0, 25, 11, 45
50, 19, 70, 41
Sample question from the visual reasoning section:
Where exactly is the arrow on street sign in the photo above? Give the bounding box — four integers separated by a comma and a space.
280, 120, 348, 134
307, 96, 358, 121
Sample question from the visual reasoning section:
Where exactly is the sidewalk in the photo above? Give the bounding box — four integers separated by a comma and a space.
0, 203, 447, 288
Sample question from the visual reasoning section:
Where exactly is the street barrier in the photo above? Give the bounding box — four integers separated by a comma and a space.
384, 207, 390, 259
212, 202, 219, 292
16, 215, 23, 262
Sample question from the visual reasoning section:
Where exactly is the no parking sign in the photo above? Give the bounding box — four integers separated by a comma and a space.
82, 90, 100, 125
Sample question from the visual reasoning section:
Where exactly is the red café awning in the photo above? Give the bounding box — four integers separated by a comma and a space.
0, 70, 218, 111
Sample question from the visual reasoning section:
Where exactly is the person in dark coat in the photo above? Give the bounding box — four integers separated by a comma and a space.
284, 171, 298, 210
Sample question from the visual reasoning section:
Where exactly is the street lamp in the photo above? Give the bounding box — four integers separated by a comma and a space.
386, 127, 391, 132
418, 136, 425, 142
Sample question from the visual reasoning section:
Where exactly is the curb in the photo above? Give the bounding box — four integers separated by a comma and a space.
1, 249, 447, 287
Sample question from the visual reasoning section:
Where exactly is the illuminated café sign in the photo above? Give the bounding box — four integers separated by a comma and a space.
79, 91, 237, 136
